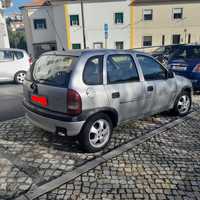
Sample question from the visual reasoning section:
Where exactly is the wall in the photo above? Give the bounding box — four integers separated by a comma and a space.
64, 0, 131, 49
0, 9, 10, 48
27, 7, 55, 44
134, 2, 200, 48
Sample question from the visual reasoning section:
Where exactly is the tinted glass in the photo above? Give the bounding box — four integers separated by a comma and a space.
0, 50, 14, 61
34, 19, 47, 29
143, 36, 152, 47
170, 46, 200, 60
137, 55, 167, 80
107, 55, 139, 84
144, 9, 153, 20
83, 56, 103, 85
115, 13, 124, 24
13, 51, 24, 59
33, 55, 78, 86
70, 15, 79, 26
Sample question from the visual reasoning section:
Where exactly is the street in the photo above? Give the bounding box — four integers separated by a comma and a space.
0, 84, 24, 121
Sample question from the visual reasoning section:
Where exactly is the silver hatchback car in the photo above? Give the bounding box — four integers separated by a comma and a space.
23, 50, 192, 152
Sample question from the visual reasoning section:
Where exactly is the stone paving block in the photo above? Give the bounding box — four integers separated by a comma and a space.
35, 103, 200, 200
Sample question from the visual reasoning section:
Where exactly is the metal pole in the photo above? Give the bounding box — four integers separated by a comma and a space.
80, 0, 86, 49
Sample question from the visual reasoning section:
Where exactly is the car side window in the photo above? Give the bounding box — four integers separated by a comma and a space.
13, 51, 24, 60
0, 50, 14, 61
107, 54, 139, 84
137, 55, 167, 81
83, 56, 103, 85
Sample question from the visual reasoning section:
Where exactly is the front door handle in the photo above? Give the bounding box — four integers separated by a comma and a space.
112, 92, 120, 99
147, 86, 154, 92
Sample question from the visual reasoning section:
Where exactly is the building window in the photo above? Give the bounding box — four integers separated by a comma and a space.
70, 15, 79, 26
72, 43, 81, 49
143, 36, 152, 46
162, 35, 165, 46
173, 8, 183, 19
33, 19, 47, 30
115, 12, 124, 24
172, 34, 181, 44
115, 41, 124, 49
143, 9, 153, 21
188, 34, 191, 44
93, 42, 103, 49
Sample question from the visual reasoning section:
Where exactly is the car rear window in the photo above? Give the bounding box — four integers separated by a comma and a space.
169, 46, 200, 60
33, 55, 78, 86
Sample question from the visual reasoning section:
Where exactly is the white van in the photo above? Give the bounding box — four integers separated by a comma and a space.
0, 48, 31, 84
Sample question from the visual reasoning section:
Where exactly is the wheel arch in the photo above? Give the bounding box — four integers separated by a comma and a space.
181, 86, 192, 97
83, 108, 119, 128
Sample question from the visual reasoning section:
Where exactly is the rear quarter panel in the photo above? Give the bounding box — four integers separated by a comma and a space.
69, 53, 110, 114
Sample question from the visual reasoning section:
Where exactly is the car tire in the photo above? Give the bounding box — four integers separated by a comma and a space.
172, 91, 191, 116
78, 113, 113, 153
14, 71, 26, 84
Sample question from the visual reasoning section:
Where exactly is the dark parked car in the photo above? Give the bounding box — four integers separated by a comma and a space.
152, 44, 184, 64
168, 45, 200, 90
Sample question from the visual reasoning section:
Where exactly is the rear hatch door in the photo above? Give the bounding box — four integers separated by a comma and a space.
24, 54, 78, 113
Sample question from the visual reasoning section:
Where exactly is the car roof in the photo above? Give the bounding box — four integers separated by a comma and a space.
0, 48, 27, 53
42, 49, 144, 57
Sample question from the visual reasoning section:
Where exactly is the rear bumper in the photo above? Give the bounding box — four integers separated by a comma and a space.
23, 101, 85, 136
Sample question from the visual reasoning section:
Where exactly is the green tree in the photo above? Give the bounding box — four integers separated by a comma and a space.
6, 17, 27, 50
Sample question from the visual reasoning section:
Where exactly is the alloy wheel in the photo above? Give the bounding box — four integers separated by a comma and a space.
89, 119, 111, 149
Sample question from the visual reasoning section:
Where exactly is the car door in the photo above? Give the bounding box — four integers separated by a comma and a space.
136, 54, 177, 115
104, 53, 146, 122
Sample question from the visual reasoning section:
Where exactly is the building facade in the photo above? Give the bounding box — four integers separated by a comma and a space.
7, 13, 24, 31
21, 0, 131, 58
0, 0, 11, 48
132, 0, 200, 48
21, 0, 200, 57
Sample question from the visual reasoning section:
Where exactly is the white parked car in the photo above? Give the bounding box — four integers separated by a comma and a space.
0, 48, 31, 84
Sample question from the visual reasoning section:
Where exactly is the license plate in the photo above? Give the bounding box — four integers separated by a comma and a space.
172, 66, 187, 71
31, 95, 48, 107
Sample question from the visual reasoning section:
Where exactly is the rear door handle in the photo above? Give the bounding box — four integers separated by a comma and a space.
112, 92, 120, 99
147, 86, 154, 92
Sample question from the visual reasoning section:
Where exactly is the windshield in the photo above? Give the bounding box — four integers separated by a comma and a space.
33, 55, 78, 86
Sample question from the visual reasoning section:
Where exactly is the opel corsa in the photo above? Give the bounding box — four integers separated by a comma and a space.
23, 50, 192, 152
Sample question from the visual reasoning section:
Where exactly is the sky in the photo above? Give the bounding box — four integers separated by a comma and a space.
5, 0, 32, 15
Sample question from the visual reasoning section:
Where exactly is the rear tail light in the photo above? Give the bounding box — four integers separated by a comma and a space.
29, 57, 32, 65
67, 89, 82, 115
193, 64, 200, 72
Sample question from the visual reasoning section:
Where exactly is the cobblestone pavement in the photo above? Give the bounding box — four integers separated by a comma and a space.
36, 108, 200, 200
0, 95, 199, 199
